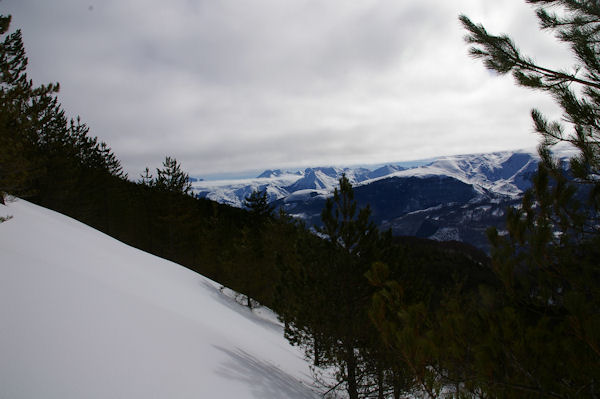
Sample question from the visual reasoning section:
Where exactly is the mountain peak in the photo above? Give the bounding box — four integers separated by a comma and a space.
368, 164, 405, 179
257, 169, 284, 178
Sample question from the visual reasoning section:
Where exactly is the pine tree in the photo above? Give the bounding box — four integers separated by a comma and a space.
281, 175, 384, 399
155, 156, 192, 195
243, 189, 274, 221
228, 189, 275, 308
150, 156, 195, 261
0, 15, 59, 204
139, 167, 154, 186
0, 14, 125, 210
456, 1, 600, 396
67, 117, 125, 178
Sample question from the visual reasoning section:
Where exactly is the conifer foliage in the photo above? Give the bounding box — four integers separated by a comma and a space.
280, 176, 404, 399
368, 3, 600, 398
154, 156, 192, 195
0, 14, 124, 209
461, 1, 600, 397
243, 189, 274, 220
0, 15, 58, 204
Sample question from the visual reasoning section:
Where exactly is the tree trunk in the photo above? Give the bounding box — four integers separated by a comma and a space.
345, 344, 359, 399
314, 334, 320, 367
393, 378, 401, 399
377, 364, 385, 399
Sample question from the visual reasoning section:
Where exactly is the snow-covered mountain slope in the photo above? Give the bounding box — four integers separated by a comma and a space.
273, 149, 549, 252
192, 146, 578, 252
191, 165, 396, 207
378, 149, 540, 197
192, 172, 301, 207
0, 199, 318, 399
192, 148, 547, 209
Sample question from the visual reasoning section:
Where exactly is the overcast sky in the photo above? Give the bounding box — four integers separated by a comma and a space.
3, 0, 571, 179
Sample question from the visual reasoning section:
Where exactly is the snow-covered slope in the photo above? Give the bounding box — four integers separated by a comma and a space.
377, 149, 540, 197
193, 173, 301, 207
0, 199, 318, 399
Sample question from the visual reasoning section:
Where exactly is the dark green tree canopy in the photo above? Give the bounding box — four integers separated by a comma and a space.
154, 156, 192, 195
434, 2, 600, 397
243, 189, 274, 220
320, 174, 377, 254
0, 15, 58, 203
139, 167, 153, 186
0, 14, 125, 206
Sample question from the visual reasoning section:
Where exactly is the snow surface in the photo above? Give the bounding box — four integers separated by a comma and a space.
0, 199, 319, 399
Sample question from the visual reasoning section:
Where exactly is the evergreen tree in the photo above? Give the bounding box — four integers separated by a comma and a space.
0, 14, 124, 210
229, 189, 275, 308
410, 2, 600, 396
0, 15, 59, 204
281, 175, 385, 399
67, 117, 125, 178
320, 176, 383, 398
155, 156, 192, 195
151, 156, 196, 261
367, 237, 498, 398
370, 3, 600, 397
243, 189, 274, 221
139, 167, 153, 186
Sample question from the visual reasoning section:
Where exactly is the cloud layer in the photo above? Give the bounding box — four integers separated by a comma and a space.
4, 0, 571, 178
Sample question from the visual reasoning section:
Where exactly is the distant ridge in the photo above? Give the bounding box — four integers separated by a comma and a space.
192, 148, 542, 207
191, 147, 574, 252
257, 169, 285, 178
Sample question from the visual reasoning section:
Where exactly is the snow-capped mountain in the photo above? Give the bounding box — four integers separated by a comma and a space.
368, 164, 406, 179
286, 166, 374, 192
0, 199, 319, 399
256, 169, 292, 178
382, 149, 540, 197
192, 172, 301, 207
192, 166, 386, 207
193, 148, 540, 208
192, 147, 574, 252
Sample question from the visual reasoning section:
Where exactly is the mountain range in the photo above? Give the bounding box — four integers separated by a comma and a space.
192, 147, 573, 252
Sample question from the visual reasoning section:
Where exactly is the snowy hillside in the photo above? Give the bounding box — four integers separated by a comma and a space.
0, 199, 319, 399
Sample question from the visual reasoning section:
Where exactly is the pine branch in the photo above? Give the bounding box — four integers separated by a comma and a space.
460, 15, 600, 90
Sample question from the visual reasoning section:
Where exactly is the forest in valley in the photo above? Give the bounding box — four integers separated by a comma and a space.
2, 1, 600, 398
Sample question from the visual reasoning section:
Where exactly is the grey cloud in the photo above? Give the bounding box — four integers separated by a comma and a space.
2, 0, 571, 177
